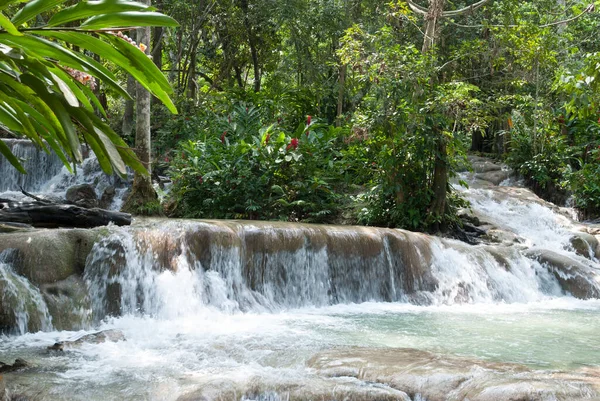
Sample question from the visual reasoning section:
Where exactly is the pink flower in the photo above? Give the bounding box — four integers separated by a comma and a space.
286, 138, 299, 151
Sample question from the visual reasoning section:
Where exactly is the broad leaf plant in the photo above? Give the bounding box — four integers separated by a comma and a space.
0, 0, 178, 176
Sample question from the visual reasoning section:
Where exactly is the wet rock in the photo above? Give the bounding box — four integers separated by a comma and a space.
177, 376, 411, 401
41, 275, 92, 331
570, 232, 600, 259
99, 186, 116, 210
48, 329, 125, 351
66, 184, 98, 209
308, 348, 600, 401
470, 159, 503, 173
475, 169, 511, 185
0, 359, 30, 374
0, 228, 102, 285
0, 223, 33, 234
525, 249, 600, 299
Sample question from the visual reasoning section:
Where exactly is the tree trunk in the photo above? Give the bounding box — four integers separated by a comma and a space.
240, 0, 261, 92
122, 1, 158, 214
429, 134, 448, 228
336, 64, 347, 127
423, 0, 448, 229
422, 0, 446, 53
122, 73, 136, 137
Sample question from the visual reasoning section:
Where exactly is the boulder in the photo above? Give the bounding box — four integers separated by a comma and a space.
475, 169, 511, 185
0, 228, 102, 286
47, 329, 125, 351
570, 232, 600, 259
525, 249, 600, 299
66, 184, 98, 209
0, 359, 30, 374
179, 347, 600, 401
41, 275, 92, 331
309, 348, 600, 401
99, 186, 116, 210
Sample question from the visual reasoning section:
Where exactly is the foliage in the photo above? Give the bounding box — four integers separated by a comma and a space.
0, 0, 178, 177
168, 105, 353, 223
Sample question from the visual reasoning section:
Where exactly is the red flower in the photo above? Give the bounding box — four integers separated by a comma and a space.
265, 133, 271, 144
221, 131, 227, 144
198, 175, 203, 184
287, 138, 299, 150
307, 115, 312, 126
164, 156, 170, 162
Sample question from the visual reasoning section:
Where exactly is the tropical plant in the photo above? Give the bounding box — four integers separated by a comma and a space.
168, 105, 352, 223
0, 0, 178, 177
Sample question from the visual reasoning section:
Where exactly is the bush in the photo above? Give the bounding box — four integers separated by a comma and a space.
168, 104, 352, 223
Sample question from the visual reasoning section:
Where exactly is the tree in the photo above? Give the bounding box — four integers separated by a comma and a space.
0, 0, 178, 177
406, 0, 493, 227
122, 0, 159, 214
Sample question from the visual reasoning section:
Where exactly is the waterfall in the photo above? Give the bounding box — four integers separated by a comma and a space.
0, 250, 53, 334
0, 139, 64, 193
0, 138, 131, 209
83, 220, 582, 321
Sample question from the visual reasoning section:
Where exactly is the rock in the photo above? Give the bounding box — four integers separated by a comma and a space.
99, 186, 116, 210
471, 160, 503, 173
0, 228, 102, 286
179, 347, 600, 401
0, 223, 33, 234
41, 275, 92, 331
308, 348, 600, 401
177, 376, 411, 401
0, 359, 30, 374
475, 169, 511, 185
66, 184, 98, 209
570, 232, 600, 259
525, 249, 600, 299
0, 375, 6, 401
48, 329, 125, 351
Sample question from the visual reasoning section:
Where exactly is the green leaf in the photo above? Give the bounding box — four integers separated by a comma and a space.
80, 11, 179, 30
0, 134, 25, 173
11, 0, 67, 26
20, 73, 82, 162
0, 12, 21, 35
49, 71, 78, 107
47, 0, 154, 27
0, 35, 130, 100
33, 30, 176, 112
0, 100, 22, 130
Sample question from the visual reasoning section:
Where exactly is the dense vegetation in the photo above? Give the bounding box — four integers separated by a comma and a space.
2, 0, 600, 229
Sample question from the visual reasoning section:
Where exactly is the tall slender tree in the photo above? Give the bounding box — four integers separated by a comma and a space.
123, 0, 159, 214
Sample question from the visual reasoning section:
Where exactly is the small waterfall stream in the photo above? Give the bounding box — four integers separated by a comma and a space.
1, 150, 599, 400
0, 139, 130, 209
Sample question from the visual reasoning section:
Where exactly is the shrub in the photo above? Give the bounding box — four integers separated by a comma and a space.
168, 105, 351, 223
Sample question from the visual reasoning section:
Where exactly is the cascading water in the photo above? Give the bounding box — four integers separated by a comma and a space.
1, 156, 600, 401
0, 250, 52, 335
0, 139, 130, 209
0, 140, 64, 194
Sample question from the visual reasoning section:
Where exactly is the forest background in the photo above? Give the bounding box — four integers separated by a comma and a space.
2, 0, 600, 233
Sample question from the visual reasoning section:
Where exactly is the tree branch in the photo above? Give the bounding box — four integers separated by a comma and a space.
442, 0, 494, 17
447, 3, 594, 28
406, 0, 428, 15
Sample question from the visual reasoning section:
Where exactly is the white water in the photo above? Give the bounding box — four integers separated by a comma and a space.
1, 155, 600, 400
0, 139, 130, 209
0, 251, 53, 335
